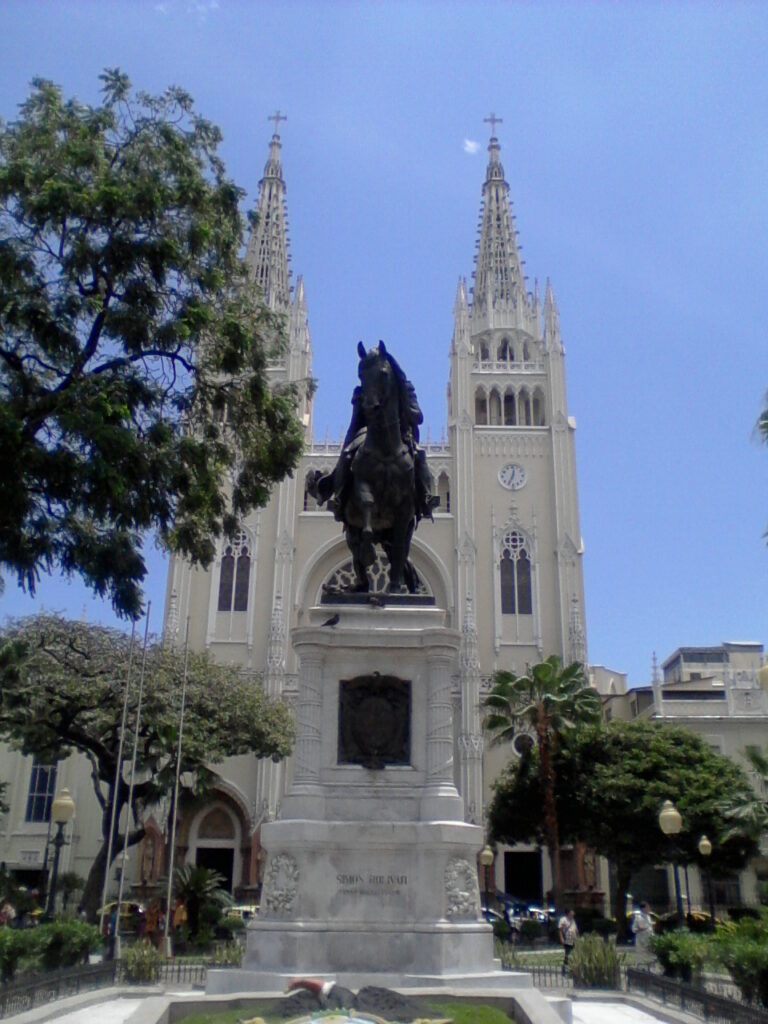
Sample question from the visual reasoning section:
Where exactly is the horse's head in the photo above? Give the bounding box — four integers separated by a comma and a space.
357, 341, 397, 419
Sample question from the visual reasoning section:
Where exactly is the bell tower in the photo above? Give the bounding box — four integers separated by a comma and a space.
449, 118, 587, 810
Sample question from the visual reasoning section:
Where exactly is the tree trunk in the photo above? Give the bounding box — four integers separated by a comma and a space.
538, 715, 562, 907
79, 823, 147, 920
79, 842, 109, 922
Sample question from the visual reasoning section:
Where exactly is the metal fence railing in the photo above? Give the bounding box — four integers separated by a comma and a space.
156, 959, 209, 986
626, 967, 768, 1024
0, 961, 118, 1019
0, 956, 218, 1018
520, 962, 575, 990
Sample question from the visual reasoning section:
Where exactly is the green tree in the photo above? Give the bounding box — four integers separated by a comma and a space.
0, 71, 306, 618
489, 720, 757, 937
0, 614, 295, 918
482, 656, 601, 905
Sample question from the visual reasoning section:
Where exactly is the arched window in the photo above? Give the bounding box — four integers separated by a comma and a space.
500, 531, 532, 615
489, 390, 502, 425
503, 390, 516, 426
437, 471, 451, 513
498, 338, 512, 361
519, 389, 532, 425
479, 341, 490, 361
532, 389, 545, 426
475, 389, 488, 425
217, 551, 234, 611
522, 341, 531, 362
217, 531, 251, 612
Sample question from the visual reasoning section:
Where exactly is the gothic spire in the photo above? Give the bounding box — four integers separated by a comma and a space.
246, 114, 292, 311
471, 122, 527, 319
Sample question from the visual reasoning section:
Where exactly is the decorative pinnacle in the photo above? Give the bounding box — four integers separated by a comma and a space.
268, 110, 287, 134
483, 112, 503, 138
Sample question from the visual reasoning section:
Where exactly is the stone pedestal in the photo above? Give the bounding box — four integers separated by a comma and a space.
209, 604, 534, 995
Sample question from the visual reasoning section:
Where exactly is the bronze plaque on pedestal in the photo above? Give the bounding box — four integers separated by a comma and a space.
338, 675, 411, 769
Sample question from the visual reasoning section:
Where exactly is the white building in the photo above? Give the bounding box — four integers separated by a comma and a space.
0, 122, 588, 908
601, 642, 768, 912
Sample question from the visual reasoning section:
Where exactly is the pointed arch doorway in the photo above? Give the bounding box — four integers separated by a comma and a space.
188, 803, 241, 894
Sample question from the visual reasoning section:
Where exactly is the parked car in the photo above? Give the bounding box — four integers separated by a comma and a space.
225, 904, 258, 922
527, 902, 556, 922
482, 906, 520, 940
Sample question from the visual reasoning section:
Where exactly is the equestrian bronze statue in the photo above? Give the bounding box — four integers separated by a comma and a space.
309, 342, 438, 594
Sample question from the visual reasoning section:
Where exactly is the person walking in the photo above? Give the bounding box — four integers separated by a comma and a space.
558, 908, 578, 975
632, 901, 655, 967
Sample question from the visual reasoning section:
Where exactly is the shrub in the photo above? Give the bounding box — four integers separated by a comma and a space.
212, 940, 243, 967
568, 933, 623, 989
32, 920, 101, 970
519, 919, 542, 943
714, 909, 768, 1007
575, 912, 615, 939
727, 906, 760, 923
215, 914, 246, 941
0, 926, 28, 982
123, 939, 162, 983
650, 930, 709, 983
717, 936, 768, 1007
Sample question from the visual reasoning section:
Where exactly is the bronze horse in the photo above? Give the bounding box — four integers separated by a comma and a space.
311, 342, 436, 594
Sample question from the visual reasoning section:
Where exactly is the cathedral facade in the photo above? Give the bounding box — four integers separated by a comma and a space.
0, 123, 588, 908
160, 123, 588, 902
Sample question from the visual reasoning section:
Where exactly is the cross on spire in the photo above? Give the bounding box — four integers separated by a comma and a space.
268, 110, 287, 134
483, 112, 503, 138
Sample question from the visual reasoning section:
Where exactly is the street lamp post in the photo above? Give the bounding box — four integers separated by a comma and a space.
659, 799, 684, 927
44, 788, 76, 919
698, 834, 715, 929
479, 845, 494, 916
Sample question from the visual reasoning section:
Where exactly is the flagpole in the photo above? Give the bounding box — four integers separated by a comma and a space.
115, 603, 151, 959
162, 616, 191, 957
99, 621, 137, 942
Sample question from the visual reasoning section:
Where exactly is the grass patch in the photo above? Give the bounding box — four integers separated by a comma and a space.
428, 1000, 513, 1023
175, 1005, 292, 1024
175, 999, 514, 1024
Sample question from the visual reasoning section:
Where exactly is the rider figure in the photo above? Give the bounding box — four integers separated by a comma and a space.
311, 345, 439, 522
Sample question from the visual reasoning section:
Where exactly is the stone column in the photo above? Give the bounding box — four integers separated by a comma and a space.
293, 648, 323, 785
421, 638, 464, 821
280, 644, 326, 819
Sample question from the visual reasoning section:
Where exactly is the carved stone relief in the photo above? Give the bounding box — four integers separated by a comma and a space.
262, 853, 299, 916
444, 857, 481, 920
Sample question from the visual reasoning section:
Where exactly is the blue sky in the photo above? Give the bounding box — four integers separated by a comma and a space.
1, 1, 767, 685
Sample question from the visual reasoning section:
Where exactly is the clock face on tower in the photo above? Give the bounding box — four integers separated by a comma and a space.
498, 462, 527, 491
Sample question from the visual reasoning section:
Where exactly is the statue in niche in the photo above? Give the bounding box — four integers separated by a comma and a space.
309, 342, 438, 594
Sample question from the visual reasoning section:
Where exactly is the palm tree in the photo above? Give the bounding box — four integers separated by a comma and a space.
482, 655, 601, 906
173, 865, 231, 940
722, 744, 768, 842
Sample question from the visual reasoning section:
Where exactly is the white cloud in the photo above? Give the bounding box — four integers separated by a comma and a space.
463, 139, 480, 155
186, 0, 219, 19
